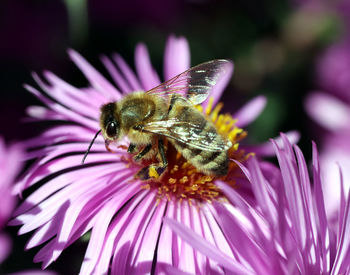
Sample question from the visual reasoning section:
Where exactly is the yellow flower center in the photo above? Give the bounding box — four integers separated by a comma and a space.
137, 97, 250, 204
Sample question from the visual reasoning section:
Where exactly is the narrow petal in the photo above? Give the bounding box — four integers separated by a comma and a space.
338, 163, 346, 247
162, 265, 194, 275
68, 49, 121, 99
178, 201, 196, 274
101, 55, 132, 94
294, 145, 321, 270
134, 43, 161, 91
234, 96, 267, 128
243, 130, 300, 157
113, 191, 159, 274
155, 202, 176, 272
272, 139, 305, 247
305, 92, 350, 131
217, 181, 268, 248
0, 233, 11, 263
247, 157, 276, 225
331, 185, 350, 274
214, 202, 269, 273
43, 71, 106, 114
164, 35, 190, 80
79, 184, 141, 274
92, 191, 148, 274
311, 142, 330, 271
164, 218, 254, 275
113, 53, 143, 92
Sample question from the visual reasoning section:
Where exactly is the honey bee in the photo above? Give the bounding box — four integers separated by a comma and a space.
82, 60, 233, 178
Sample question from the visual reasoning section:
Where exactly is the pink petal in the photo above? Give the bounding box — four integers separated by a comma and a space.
198, 208, 226, 273
155, 202, 176, 272
80, 184, 141, 274
178, 201, 196, 274
311, 142, 330, 271
243, 130, 300, 157
126, 198, 165, 274
202, 204, 235, 260
113, 54, 143, 92
332, 184, 350, 274
9, 271, 57, 275
294, 145, 321, 268
68, 49, 120, 99
0, 233, 11, 263
271, 137, 310, 268
305, 92, 350, 131
216, 181, 267, 250
190, 203, 208, 274
164, 35, 190, 80
162, 264, 194, 275
43, 71, 106, 114
164, 218, 254, 275
101, 55, 132, 94
111, 191, 157, 274
214, 202, 270, 273
134, 43, 161, 91
92, 190, 148, 274
234, 96, 267, 128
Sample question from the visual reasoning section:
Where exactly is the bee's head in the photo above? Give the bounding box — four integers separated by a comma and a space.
100, 102, 120, 141
82, 102, 120, 165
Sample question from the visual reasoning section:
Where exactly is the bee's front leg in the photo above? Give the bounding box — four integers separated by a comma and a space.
134, 144, 152, 161
127, 143, 136, 153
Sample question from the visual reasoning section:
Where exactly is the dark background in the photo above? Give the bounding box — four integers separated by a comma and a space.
0, 0, 343, 273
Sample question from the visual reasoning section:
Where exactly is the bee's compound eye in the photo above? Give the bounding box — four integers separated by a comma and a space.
106, 121, 117, 138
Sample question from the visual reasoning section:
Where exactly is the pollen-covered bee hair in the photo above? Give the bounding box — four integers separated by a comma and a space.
83, 59, 233, 178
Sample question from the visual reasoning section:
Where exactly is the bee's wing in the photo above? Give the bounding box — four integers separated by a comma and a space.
142, 118, 232, 152
145, 59, 232, 105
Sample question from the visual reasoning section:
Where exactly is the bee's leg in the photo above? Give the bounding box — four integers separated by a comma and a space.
134, 144, 152, 161
158, 138, 168, 168
127, 143, 136, 153
135, 140, 167, 180
136, 164, 166, 180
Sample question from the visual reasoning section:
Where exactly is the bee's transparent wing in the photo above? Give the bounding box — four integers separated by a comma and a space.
142, 118, 232, 152
145, 59, 232, 105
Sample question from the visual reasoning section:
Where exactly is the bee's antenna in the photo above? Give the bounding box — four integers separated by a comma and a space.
82, 129, 102, 165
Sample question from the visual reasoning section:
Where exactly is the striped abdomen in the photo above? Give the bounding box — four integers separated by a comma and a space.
168, 104, 229, 176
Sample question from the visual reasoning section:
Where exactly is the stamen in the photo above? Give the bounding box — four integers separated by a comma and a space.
205, 97, 214, 115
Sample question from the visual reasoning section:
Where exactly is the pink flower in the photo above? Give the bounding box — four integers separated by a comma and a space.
316, 41, 350, 102
305, 11, 350, 233
11, 35, 287, 274
0, 137, 22, 264
165, 134, 350, 274
305, 92, 350, 220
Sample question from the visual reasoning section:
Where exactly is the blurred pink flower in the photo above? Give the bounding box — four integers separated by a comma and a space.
316, 41, 350, 102
166, 134, 350, 274
0, 137, 22, 264
10, 35, 295, 274
305, 92, 350, 219
305, 2, 350, 236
